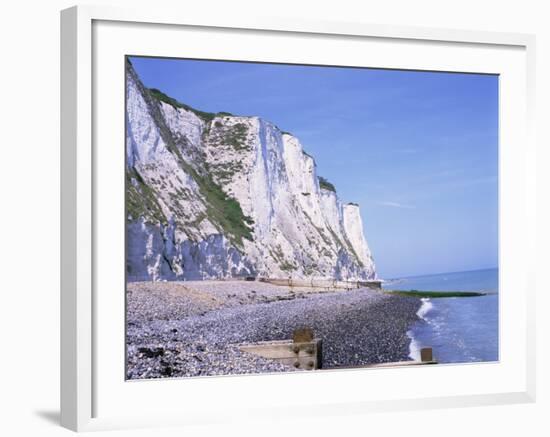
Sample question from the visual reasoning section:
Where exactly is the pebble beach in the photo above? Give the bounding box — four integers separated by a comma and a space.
126, 280, 422, 379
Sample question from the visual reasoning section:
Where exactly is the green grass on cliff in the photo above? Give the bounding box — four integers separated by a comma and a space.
178, 161, 254, 247
135, 81, 254, 248
223, 123, 249, 151
148, 87, 233, 122
126, 168, 167, 224
318, 176, 336, 192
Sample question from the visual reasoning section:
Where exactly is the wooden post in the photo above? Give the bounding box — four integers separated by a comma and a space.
292, 328, 314, 343
420, 347, 433, 362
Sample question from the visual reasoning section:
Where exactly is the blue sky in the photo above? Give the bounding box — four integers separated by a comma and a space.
130, 56, 499, 278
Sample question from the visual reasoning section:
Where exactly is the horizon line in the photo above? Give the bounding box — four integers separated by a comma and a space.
383, 266, 498, 281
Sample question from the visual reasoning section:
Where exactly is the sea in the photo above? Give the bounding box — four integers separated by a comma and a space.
382, 268, 499, 364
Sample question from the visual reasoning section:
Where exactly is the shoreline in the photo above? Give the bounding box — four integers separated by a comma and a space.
407, 297, 433, 360
126, 281, 422, 379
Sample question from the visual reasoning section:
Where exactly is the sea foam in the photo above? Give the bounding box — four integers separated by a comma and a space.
408, 298, 433, 360
407, 330, 421, 361
417, 298, 433, 321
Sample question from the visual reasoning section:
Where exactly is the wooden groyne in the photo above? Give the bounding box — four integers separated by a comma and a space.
332, 347, 437, 370
239, 329, 322, 370
240, 329, 436, 371
136, 276, 382, 289
258, 277, 382, 290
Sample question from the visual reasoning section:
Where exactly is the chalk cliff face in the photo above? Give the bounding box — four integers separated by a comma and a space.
126, 61, 376, 281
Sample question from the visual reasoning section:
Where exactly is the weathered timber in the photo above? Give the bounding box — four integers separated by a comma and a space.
239, 329, 323, 370
239, 339, 322, 370
420, 347, 434, 362
293, 328, 314, 343
330, 347, 437, 370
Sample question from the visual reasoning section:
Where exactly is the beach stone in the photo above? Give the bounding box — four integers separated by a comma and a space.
138, 347, 165, 358
126, 281, 421, 379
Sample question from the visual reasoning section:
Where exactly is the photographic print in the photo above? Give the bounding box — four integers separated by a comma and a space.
125, 56, 498, 380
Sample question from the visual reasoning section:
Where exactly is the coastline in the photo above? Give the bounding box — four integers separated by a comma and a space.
386, 268, 499, 364
126, 281, 422, 379
407, 298, 433, 360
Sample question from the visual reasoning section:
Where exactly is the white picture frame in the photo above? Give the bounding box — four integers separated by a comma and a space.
60, 5, 536, 432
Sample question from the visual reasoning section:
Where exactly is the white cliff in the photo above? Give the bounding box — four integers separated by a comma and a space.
125, 60, 376, 281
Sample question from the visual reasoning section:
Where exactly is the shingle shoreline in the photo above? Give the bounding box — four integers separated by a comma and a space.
126, 281, 421, 379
